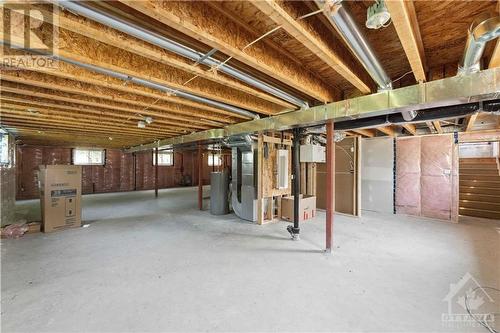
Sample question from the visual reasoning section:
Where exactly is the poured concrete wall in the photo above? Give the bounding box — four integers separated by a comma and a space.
360, 137, 394, 213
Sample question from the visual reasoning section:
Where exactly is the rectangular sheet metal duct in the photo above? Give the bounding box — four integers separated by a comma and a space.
126, 68, 499, 152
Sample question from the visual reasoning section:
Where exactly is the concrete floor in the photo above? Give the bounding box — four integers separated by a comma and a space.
2, 187, 499, 332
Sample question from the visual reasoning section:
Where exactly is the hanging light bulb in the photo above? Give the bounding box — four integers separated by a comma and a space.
137, 120, 146, 128
144, 116, 153, 124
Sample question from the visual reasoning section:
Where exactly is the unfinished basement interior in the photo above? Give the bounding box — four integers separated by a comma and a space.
1, 0, 500, 332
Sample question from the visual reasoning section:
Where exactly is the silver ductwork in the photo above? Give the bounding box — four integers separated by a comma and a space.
458, 16, 500, 75
320, 0, 416, 121
58, 0, 309, 109
322, 0, 392, 91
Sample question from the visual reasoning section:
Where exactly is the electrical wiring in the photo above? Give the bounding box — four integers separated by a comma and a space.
465, 286, 500, 333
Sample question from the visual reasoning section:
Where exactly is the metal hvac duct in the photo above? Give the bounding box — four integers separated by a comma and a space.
58, 0, 309, 109
320, 0, 417, 121
322, 0, 392, 90
458, 15, 500, 75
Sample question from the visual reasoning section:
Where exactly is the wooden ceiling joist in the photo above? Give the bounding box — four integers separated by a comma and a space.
401, 123, 417, 135
350, 128, 376, 138
31, 5, 294, 110
433, 121, 443, 134
119, 0, 340, 102
1, 72, 237, 124
376, 126, 396, 137
252, 0, 371, 94
0, 83, 211, 131
1, 28, 282, 116
6, 51, 249, 119
0, 113, 178, 137
464, 113, 479, 132
385, 0, 427, 82
1, 102, 190, 134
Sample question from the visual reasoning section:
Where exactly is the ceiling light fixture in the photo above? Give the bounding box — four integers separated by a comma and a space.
137, 121, 146, 128
366, 0, 391, 30
144, 116, 153, 124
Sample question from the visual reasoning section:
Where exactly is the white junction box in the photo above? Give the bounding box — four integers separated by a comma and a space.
300, 144, 325, 163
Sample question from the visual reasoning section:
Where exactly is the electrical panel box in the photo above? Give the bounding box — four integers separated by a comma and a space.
300, 144, 325, 163
277, 149, 289, 189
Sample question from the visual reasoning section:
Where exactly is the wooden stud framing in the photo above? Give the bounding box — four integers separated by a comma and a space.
401, 123, 417, 135
350, 128, 376, 138
376, 126, 397, 137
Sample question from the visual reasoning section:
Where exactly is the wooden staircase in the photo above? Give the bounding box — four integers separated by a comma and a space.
459, 158, 500, 220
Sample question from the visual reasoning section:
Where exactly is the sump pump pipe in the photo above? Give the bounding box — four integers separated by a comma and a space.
58, 0, 309, 109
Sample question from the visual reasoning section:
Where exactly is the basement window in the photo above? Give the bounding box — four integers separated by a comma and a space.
0, 134, 9, 165
153, 151, 174, 166
72, 148, 105, 166
208, 154, 222, 167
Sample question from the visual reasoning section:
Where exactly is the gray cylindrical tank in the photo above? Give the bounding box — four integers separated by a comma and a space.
210, 170, 229, 215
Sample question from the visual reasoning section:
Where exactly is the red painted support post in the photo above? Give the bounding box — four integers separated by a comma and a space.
155, 148, 159, 198
326, 120, 335, 252
198, 146, 203, 210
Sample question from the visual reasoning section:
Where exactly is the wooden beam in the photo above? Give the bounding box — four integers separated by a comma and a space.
433, 121, 443, 134
1, 83, 209, 131
120, 0, 340, 102
489, 40, 500, 69
350, 129, 376, 138
464, 114, 479, 132
31, 5, 294, 109
385, 0, 427, 82
376, 126, 397, 136
401, 123, 416, 135
5, 49, 247, 119
252, 0, 371, 93
1, 104, 182, 135
1, 27, 282, 115
2, 72, 236, 124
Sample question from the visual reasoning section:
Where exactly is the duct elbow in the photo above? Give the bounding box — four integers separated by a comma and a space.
458, 16, 500, 75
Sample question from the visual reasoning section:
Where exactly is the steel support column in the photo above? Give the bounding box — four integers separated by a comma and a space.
287, 128, 301, 240
198, 146, 203, 210
326, 120, 335, 252
155, 148, 159, 198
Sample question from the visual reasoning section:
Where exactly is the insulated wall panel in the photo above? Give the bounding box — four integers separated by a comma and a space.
361, 137, 394, 213
395, 134, 458, 222
1, 134, 16, 226
395, 137, 421, 216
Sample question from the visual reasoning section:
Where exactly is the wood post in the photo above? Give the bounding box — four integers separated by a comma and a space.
326, 120, 335, 252
154, 148, 158, 198
198, 146, 203, 210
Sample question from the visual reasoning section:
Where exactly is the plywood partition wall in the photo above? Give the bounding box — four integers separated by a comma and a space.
317, 137, 359, 216
396, 134, 459, 222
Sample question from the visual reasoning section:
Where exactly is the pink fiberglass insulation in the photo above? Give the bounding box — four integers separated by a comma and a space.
420, 135, 453, 220
396, 137, 421, 215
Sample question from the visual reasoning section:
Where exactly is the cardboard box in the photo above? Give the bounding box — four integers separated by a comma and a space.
281, 195, 317, 222
38, 165, 82, 233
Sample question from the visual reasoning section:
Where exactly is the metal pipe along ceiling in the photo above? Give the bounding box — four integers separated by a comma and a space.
459, 16, 500, 75
1, 40, 259, 120
321, 0, 420, 122
58, 0, 309, 109
322, 0, 392, 91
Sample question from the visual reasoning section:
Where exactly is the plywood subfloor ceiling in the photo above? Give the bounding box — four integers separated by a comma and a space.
0, 0, 498, 148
